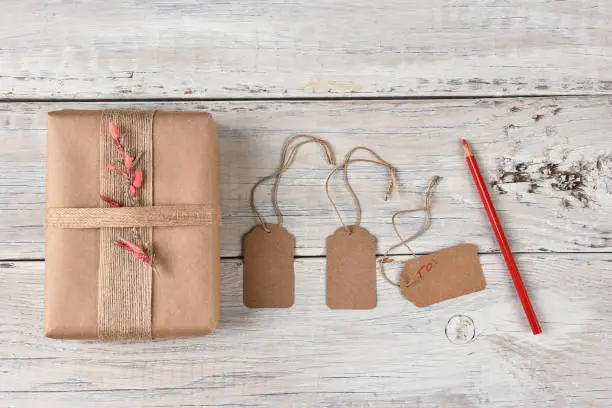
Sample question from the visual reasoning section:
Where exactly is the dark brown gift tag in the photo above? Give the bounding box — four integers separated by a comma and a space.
326, 226, 377, 309
243, 224, 295, 308
400, 243, 485, 307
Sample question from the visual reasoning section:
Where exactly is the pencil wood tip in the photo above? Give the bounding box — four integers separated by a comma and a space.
462, 139, 473, 156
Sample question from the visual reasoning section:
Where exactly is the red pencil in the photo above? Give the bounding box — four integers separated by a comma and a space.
462, 139, 542, 335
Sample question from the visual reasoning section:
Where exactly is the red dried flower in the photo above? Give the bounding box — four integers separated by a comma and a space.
114, 239, 151, 264
132, 168, 143, 188
116, 239, 141, 253
134, 252, 151, 263
107, 163, 117, 171
124, 154, 134, 170
109, 123, 120, 141
99, 194, 121, 208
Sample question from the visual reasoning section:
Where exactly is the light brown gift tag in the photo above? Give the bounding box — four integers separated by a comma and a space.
243, 224, 295, 308
326, 226, 377, 309
400, 243, 486, 307
324, 147, 399, 310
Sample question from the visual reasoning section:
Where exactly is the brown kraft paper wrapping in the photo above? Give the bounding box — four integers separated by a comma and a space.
45, 110, 220, 339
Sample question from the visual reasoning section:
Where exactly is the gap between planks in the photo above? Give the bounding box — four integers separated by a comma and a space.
0, 92, 610, 104
3, 251, 612, 264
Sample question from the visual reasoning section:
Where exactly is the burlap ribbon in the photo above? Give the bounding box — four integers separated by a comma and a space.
45, 110, 218, 340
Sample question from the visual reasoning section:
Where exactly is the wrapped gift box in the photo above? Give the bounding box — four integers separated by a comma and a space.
45, 110, 220, 339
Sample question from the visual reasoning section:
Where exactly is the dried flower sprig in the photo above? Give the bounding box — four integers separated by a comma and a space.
100, 122, 154, 266
114, 239, 152, 264
103, 122, 144, 204
99, 194, 120, 208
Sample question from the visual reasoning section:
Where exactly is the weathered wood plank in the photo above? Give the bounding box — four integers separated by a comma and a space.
1, 1, 611, 99
0, 255, 610, 407
1, 98, 612, 259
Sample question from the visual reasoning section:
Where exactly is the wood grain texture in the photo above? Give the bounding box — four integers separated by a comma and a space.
0, 256, 610, 407
1, 1, 611, 99
2, 97, 612, 259
3, 2, 611, 405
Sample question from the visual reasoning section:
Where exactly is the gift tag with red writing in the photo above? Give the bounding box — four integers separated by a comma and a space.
326, 226, 377, 309
400, 243, 485, 307
243, 224, 295, 308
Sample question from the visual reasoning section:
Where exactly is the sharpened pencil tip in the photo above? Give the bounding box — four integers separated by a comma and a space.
462, 139, 473, 157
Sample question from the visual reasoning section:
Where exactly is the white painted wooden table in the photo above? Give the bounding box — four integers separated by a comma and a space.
1, 2, 611, 407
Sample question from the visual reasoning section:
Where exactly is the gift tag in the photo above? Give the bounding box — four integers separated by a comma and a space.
326, 226, 377, 309
324, 147, 398, 310
243, 224, 295, 308
400, 243, 486, 307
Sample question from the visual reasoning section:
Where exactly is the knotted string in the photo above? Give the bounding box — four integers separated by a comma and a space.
326, 147, 397, 234
250, 135, 335, 233
379, 176, 441, 287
